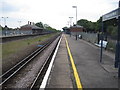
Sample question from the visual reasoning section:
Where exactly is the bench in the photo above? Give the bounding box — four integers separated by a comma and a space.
78, 35, 82, 39
95, 40, 108, 48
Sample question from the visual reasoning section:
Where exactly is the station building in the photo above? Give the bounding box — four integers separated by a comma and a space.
62, 27, 70, 34
70, 25, 83, 34
20, 21, 43, 34
63, 25, 84, 35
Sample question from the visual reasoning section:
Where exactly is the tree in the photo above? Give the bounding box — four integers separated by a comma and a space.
96, 17, 102, 32
77, 19, 89, 29
77, 17, 103, 33
77, 19, 96, 32
44, 24, 57, 32
35, 22, 44, 28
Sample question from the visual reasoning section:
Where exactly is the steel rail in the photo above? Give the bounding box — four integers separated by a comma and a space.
0, 35, 60, 86
30, 36, 60, 89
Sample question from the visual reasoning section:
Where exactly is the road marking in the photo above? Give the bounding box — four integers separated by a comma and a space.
40, 36, 62, 89
64, 35, 83, 90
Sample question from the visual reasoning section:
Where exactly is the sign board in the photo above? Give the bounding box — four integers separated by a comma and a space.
102, 8, 120, 21
37, 45, 43, 47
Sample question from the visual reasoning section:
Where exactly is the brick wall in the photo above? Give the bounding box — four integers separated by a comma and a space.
70, 27, 83, 32
20, 27, 32, 31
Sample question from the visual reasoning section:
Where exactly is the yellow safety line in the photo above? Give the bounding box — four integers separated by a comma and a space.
64, 35, 83, 90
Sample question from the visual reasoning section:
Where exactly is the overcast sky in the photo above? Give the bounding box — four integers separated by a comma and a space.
0, 0, 119, 30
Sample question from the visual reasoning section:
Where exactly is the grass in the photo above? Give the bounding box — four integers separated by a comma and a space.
2, 33, 57, 59
107, 42, 116, 52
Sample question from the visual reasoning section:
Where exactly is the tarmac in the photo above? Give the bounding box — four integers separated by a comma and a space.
46, 34, 120, 89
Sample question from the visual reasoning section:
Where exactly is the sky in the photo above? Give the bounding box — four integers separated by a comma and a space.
0, 0, 119, 30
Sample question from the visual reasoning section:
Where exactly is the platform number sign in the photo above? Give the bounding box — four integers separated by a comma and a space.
102, 8, 120, 21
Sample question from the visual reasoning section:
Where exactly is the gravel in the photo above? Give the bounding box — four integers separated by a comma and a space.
4, 36, 60, 88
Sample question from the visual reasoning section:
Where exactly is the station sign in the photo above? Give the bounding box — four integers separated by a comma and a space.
102, 8, 120, 21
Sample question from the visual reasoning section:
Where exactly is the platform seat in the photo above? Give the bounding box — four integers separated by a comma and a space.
95, 40, 108, 48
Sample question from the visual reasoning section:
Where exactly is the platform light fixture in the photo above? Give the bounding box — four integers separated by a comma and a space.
69, 17, 73, 26
72, 6, 77, 25
1, 17, 8, 27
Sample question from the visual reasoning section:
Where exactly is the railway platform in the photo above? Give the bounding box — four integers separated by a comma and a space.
46, 34, 73, 88
46, 34, 119, 89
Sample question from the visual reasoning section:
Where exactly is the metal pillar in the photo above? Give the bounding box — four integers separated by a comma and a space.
115, 1, 120, 78
118, 1, 120, 77
76, 34, 77, 40
100, 21, 104, 63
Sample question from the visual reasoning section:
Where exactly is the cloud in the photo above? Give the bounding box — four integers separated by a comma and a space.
0, 0, 119, 29
1, 1, 20, 13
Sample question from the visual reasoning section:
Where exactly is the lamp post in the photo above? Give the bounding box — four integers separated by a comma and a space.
69, 17, 73, 26
1, 17, 8, 27
72, 6, 77, 25
18, 21, 21, 28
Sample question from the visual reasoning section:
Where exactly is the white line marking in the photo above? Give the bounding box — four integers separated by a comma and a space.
40, 36, 62, 89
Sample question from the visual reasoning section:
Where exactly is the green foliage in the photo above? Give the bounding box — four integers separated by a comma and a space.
107, 25, 117, 36
2, 33, 57, 58
77, 17, 117, 35
0, 26, 2, 30
77, 19, 89, 29
96, 17, 102, 31
77, 19, 99, 32
107, 41, 116, 52
35, 22, 44, 28
35, 22, 60, 32
44, 24, 57, 31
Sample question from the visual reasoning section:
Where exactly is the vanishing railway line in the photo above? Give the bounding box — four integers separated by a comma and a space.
30, 38, 58, 89
0, 34, 61, 89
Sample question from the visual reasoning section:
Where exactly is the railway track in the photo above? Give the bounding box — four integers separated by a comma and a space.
30, 36, 60, 89
0, 34, 61, 89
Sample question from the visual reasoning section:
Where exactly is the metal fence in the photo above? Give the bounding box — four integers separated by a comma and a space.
1, 30, 32, 37
71, 32, 98, 44
71, 32, 116, 52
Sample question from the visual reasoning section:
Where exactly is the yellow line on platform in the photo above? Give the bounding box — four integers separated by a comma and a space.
64, 35, 83, 90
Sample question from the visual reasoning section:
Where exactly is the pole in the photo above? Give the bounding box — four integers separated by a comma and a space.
2, 17, 8, 27
114, 0, 120, 78
118, 0, 120, 78
69, 17, 73, 26
100, 21, 104, 63
72, 6, 77, 25
18, 21, 21, 28
76, 7, 77, 25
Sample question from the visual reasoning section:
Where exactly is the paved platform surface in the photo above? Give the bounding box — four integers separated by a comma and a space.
46, 35, 73, 88
66, 34, 119, 88
46, 34, 120, 89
